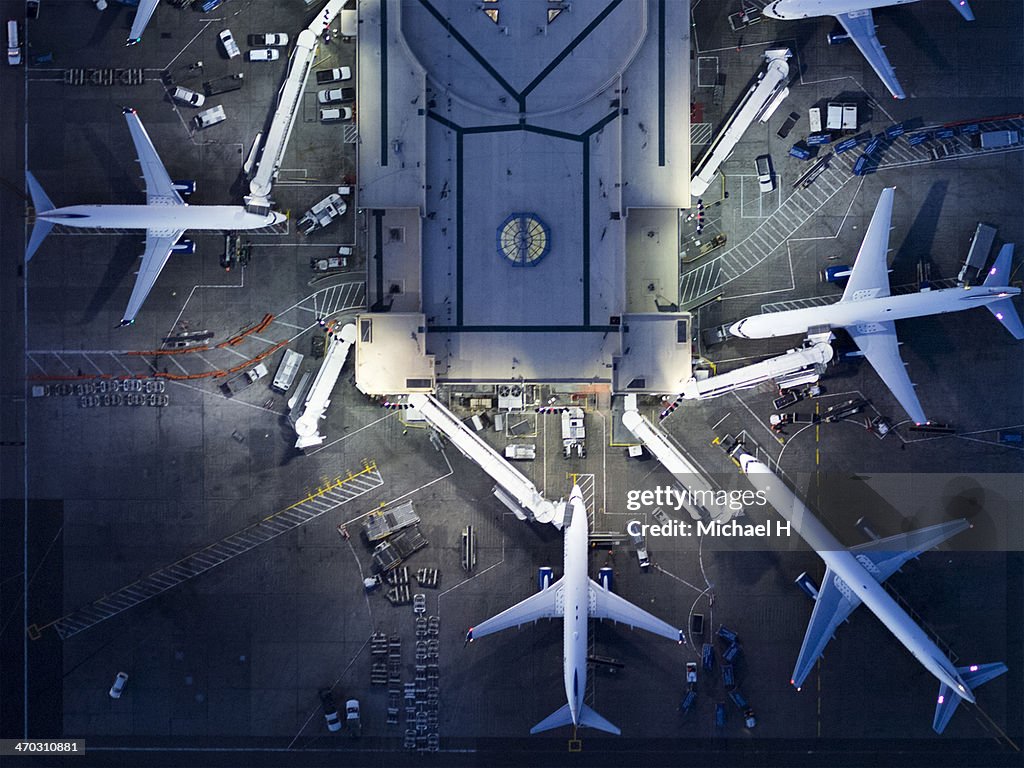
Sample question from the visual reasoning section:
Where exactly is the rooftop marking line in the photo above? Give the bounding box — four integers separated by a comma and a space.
416, 0, 522, 106
520, 0, 628, 101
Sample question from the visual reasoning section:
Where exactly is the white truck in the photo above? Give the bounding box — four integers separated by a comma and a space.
504, 444, 536, 461
218, 363, 268, 397
297, 188, 350, 235
561, 407, 586, 458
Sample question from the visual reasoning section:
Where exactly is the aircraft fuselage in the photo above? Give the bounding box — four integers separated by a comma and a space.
730, 285, 1020, 339
38, 204, 285, 231
764, 0, 917, 19
562, 489, 590, 729
740, 455, 974, 704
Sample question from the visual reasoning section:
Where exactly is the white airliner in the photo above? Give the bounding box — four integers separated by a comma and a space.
762, 0, 974, 99
730, 187, 1023, 424
466, 485, 684, 735
126, 0, 160, 46
26, 108, 286, 327
729, 443, 1006, 733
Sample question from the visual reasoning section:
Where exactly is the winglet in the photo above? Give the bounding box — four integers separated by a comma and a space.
947, 0, 974, 21
25, 171, 56, 262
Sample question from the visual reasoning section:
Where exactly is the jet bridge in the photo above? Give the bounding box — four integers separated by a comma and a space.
683, 336, 833, 400
246, 0, 347, 212
621, 396, 735, 522
690, 49, 791, 198
408, 394, 559, 526
293, 322, 356, 450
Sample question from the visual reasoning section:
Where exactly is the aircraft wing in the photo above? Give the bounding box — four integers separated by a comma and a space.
588, 580, 683, 643
842, 187, 894, 301
847, 519, 970, 583
791, 568, 863, 689
121, 230, 184, 326
468, 584, 563, 641
847, 319, 927, 424
128, 0, 161, 44
123, 109, 183, 205
836, 10, 906, 100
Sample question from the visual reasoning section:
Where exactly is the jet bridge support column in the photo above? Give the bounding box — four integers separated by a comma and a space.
408, 394, 559, 526
622, 396, 735, 522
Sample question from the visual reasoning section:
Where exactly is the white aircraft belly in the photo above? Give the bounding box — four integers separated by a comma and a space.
738, 288, 1016, 339
768, 0, 917, 18
42, 205, 280, 231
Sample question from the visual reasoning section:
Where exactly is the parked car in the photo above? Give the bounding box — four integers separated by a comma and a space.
218, 28, 240, 58
319, 689, 342, 732
315, 66, 352, 84
249, 33, 288, 46
346, 699, 361, 738
755, 154, 775, 193
109, 671, 129, 699
171, 86, 206, 107
320, 107, 353, 122
248, 48, 280, 62
318, 87, 355, 104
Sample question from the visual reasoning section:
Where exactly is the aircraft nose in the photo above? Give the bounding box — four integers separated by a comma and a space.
729, 320, 747, 338
763, 1, 783, 19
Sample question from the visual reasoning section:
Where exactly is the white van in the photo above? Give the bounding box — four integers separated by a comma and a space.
193, 105, 226, 129
7, 20, 21, 66
272, 349, 304, 393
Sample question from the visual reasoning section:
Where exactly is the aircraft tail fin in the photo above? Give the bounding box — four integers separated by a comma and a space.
933, 662, 1007, 733
981, 245, 1024, 339
25, 171, 55, 262
947, 0, 974, 21
529, 703, 621, 736
982, 244, 1014, 287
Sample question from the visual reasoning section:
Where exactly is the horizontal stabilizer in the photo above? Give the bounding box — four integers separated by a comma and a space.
985, 299, 1024, 341
980, 245, 1024, 339
530, 703, 621, 735
25, 172, 56, 261
578, 703, 621, 735
933, 662, 1007, 733
947, 0, 974, 21
530, 703, 574, 734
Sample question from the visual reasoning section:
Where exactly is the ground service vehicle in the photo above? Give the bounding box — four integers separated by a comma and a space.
193, 105, 227, 130
249, 33, 288, 46
248, 49, 279, 62
755, 154, 775, 193
218, 29, 240, 58
171, 86, 205, 107
319, 690, 342, 732
316, 66, 352, 84
109, 672, 129, 699
320, 107, 353, 122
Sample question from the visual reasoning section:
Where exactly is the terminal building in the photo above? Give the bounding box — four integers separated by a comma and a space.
349, 0, 694, 396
